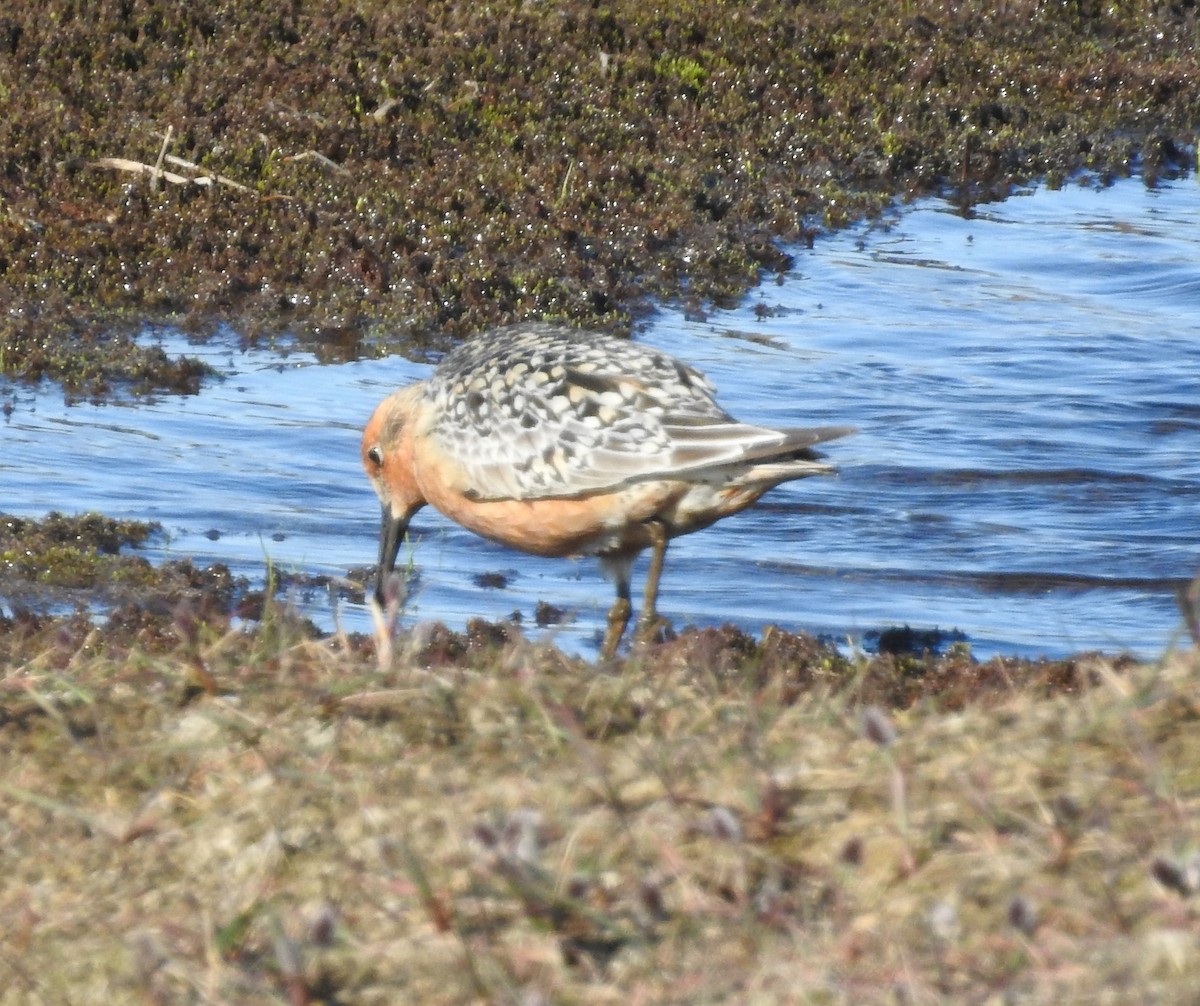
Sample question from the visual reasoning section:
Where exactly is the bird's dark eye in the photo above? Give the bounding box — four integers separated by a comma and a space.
367, 446, 383, 466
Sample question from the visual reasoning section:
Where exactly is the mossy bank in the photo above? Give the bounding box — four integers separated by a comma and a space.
0, 0, 1196, 392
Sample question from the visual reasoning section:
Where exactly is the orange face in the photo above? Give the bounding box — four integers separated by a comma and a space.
361, 385, 428, 601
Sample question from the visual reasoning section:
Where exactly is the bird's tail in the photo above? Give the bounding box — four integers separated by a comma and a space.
737, 424, 857, 484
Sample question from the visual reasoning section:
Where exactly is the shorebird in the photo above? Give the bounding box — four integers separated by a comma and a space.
362, 322, 853, 657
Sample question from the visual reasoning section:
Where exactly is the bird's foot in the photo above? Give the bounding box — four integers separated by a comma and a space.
632, 612, 673, 648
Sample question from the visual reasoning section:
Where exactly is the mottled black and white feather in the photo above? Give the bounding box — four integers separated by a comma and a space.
423, 323, 852, 500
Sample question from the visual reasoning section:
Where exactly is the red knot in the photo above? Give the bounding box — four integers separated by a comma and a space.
362, 322, 853, 657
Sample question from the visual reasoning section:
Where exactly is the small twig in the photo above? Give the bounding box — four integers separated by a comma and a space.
93, 157, 208, 188
91, 151, 270, 197
557, 159, 575, 207
284, 150, 350, 175
151, 125, 173, 192
163, 154, 254, 192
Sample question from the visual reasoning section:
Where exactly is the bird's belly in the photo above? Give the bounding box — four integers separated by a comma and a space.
423, 480, 681, 558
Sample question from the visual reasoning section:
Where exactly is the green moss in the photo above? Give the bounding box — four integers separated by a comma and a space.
0, 511, 164, 588
0, 322, 212, 399
655, 53, 708, 92
0, 0, 1193, 394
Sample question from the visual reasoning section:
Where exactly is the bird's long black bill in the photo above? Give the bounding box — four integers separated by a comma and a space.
375, 503, 409, 605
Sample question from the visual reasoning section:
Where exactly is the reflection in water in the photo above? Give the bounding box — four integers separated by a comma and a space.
2, 176, 1198, 658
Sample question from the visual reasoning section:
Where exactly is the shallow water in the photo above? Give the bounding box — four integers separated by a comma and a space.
3, 175, 1198, 658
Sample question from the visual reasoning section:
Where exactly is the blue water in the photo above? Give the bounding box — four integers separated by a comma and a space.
3, 175, 1198, 659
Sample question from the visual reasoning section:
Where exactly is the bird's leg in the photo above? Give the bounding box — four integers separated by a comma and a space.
633, 520, 670, 645
601, 575, 633, 660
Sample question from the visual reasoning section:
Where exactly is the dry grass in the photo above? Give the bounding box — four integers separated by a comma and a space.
1, 606, 1198, 1004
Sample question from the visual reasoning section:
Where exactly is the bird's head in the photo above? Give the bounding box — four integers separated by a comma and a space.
361, 383, 429, 604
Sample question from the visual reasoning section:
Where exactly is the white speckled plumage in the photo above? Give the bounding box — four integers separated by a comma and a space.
420, 323, 841, 500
